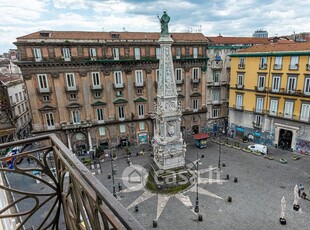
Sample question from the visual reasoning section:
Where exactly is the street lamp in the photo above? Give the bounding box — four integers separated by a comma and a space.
109, 150, 117, 198
218, 131, 222, 172
194, 152, 203, 221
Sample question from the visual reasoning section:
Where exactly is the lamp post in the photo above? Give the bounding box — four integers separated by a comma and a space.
109, 150, 117, 198
194, 151, 203, 221
218, 131, 222, 172
194, 151, 199, 213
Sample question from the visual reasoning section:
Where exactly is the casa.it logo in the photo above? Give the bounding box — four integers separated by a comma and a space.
122, 164, 148, 190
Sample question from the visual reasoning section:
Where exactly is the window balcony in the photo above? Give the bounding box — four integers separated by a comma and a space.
211, 61, 223, 69
134, 82, 145, 88
289, 64, 299, 70
176, 79, 184, 85
65, 85, 79, 93
37, 87, 52, 95
90, 84, 103, 92
252, 122, 262, 129
113, 83, 125, 90
235, 84, 244, 89
0, 134, 143, 229
273, 64, 282, 70
253, 108, 266, 114
254, 86, 266, 92
191, 78, 200, 84
233, 104, 244, 111
61, 120, 92, 130
238, 64, 245, 69
259, 64, 267, 70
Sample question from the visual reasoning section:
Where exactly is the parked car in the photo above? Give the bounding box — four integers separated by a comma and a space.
247, 144, 268, 154
1, 146, 23, 167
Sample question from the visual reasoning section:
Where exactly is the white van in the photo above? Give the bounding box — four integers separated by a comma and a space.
247, 144, 268, 154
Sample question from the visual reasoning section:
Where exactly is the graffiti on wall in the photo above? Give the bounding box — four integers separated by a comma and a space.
295, 139, 310, 155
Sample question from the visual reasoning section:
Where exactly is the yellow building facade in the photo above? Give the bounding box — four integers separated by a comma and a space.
229, 43, 310, 154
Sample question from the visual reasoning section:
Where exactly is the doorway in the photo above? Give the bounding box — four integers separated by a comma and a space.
278, 129, 292, 150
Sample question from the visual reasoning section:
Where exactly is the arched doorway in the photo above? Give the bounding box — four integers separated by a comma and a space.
278, 129, 293, 149
192, 125, 199, 134
72, 132, 88, 154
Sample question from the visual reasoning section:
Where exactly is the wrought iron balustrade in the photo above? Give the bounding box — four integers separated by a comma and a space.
0, 134, 144, 230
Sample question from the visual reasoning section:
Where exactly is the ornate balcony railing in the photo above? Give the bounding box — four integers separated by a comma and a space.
0, 134, 144, 230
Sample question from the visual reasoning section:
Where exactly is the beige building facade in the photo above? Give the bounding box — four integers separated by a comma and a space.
14, 31, 208, 152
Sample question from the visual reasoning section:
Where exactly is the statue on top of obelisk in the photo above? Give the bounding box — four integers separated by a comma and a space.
159, 10, 170, 35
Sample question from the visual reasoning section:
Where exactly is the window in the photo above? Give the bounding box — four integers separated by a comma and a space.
259, 57, 267, 69
284, 101, 294, 118
19, 92, 23, 101
89, 48, 97, 60
22, 103, 25, 112
138, 104, 144, 118
71, 110, 80, 124
114, 71, 123, 86
156, 48, 161, 59
193, 68, 199, 80
213, 90, 220, 102
274, 56, 282, 69
119, 124, 126, 133
239, 57, 245, 68
118, 106, 125, 120
304, 78, 310, 95
113, 48, 119, 60
257, 75, 265, 90
69, 93, 76, 100
193, 47, 198, 58
134, 47, 140, 60
99, 127, 106, 136
33, 48, 42, 62
256, 98, 264, 113
236, 94, 243, 109
300, 104, 310, 121
66, 73, 76, 88
290, 56, 299, 69
139, 122, 145, 130
15, 93, 19, 102
18, 105, 21, 114
37, 74, 48, 90
9, 96, 13, 105
272, 76, 281, 92
135, 70, 143, 86
62, 48, 71, 61
42, 95, 50, 102
237, 74, 244, 87
287, 76, 297, 93
137, 88, 143, 95
269, 99, 278, 116
255, 115, 262, 125
213, 71, 220, 83
175, 68, 182, 81
193, 99, 198, 112
116, 90, 123, 97
212, 108, 219, 118
307, 56, 310, 70
92, 72, 100, 87
176, 47, 181, 59
94, 92, 102, 98
96, 108, 104, 122
46, 112, 55, 128
156, 69, 160, 82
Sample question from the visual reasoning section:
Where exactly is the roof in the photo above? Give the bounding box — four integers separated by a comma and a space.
16, 31, 208, 42
0, 73, 22, 84
193, 133, 210, 140
206, 36, 270, 45
236, 42, 310, 54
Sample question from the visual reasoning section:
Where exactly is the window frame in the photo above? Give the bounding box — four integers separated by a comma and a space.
45, 112, 55, 129
66, 73, 76, 88
71, 110, 81, 124
62, 48, 71, 61
33, 48, 42, 62
96, 108, 104, 123
113, 48, 119, 60
134, 47, 141, 60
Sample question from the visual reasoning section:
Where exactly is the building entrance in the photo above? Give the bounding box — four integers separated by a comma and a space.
278, 129, 293, 150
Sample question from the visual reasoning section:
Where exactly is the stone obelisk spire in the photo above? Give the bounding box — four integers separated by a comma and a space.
153, 11, 186, 170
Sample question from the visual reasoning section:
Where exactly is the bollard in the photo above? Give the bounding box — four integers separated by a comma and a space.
228, 196, 232, 202
222, 162, 226, 167
234, 177, 238, 183
153, 220, 157, 228
226, 174, 229, 180
198, 214, 203, 221
108, 173, 111, 179
135, 205, 139, 212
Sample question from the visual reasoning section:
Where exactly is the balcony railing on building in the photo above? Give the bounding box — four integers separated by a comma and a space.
90, 84, 103, 92
176, 79, 184, 85
235, 84, 244, 89
37, 87, 52, 95
254, 86, 266, 92
233, 104, 244, 111
252, 122, 262, 129
273, 64, 282, 70
113, 83, 125, 90
65, 85, 79, 93
134, 82, 145, 88
0, 134, 144, 230
211, 60, 223, 70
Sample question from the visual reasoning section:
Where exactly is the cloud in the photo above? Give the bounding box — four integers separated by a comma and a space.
1, 0, 310, 53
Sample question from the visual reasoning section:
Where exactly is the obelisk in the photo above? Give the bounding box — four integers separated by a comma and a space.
153, 11, 186, 171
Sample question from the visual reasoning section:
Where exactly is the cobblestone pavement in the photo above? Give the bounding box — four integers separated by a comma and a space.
92, 138, 310, 230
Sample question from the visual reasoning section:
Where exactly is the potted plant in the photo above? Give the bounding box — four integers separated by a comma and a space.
280, 158, 287, 164
242, 135, 248, 143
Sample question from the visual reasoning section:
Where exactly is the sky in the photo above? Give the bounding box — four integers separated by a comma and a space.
1, 0, 310, 53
